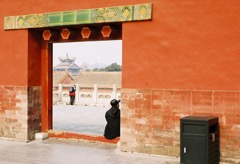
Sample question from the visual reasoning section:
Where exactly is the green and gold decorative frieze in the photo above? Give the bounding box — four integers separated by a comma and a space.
4, 3, 152, 30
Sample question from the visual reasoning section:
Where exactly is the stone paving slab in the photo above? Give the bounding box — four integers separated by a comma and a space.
0, 138, 180, 164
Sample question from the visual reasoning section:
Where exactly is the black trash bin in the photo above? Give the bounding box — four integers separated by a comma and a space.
180, 116, 219, 164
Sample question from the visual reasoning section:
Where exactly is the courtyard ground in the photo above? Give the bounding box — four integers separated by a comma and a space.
0, 104, 181, 164
53, 104, 108, 135
0, 138, 180, 164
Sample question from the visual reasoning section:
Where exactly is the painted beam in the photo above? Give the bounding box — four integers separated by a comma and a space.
4, 3, 152, 30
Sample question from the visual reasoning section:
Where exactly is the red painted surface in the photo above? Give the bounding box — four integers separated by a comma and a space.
0, 0, 240, 162
2, 0, 239, 90
121, 88, 240, 159
48, 131, 120, 144
28, 30, 42, 86
122, 0, 240, 90
0, 30, 28, 85
41, 42, 53, 132
0, 86, 41, 141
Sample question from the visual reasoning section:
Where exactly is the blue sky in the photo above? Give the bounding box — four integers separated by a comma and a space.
53, 40, 122, 67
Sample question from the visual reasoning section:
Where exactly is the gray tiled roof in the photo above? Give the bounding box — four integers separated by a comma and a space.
72, 71, 121, 88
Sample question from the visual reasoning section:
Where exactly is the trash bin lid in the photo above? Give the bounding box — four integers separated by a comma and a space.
181, 115, 218, 124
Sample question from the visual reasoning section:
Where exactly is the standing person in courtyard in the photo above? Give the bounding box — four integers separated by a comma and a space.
69, 85, 76, 105
104, 99, 121, 139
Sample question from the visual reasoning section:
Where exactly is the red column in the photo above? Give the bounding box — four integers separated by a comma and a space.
41, 41, 53, 132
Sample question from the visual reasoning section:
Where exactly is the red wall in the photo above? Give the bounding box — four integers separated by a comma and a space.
0, 0, 141, 86
1, 0, 240, 162
0, 29, 28, 85
2, 0, 239, 89
122, 0, 240, 90
28, 30, 42, 86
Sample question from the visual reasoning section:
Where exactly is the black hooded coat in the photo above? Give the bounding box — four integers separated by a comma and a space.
104, 106, 120, 139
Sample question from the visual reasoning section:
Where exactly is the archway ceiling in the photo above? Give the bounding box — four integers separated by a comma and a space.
4, 3, 152, 30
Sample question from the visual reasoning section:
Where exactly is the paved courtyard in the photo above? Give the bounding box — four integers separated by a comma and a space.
53, 104, 108, 135
0, 104, 180, 164
0, 138, 180, 164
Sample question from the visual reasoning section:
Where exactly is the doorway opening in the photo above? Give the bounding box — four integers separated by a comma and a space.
52, 41, 122, 136
40, 23, 122, 142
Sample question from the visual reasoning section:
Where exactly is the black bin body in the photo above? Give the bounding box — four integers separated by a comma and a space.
180, 116, 219, 164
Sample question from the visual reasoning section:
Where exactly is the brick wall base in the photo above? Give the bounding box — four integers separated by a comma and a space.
120, 88, 240, 163
1, 86, 239, 162
0, 85, 41, 141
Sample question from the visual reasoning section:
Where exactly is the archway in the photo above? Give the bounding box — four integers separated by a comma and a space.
4, 3, 152, 142
52, 40, 122, 135
41, 23, 122, 142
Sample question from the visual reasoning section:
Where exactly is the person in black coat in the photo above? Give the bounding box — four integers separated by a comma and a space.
104, 99, 121, 139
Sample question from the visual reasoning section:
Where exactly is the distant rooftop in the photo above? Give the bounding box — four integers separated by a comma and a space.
72, 71, 121, 88
53, 53, 81, 76
58, 53, 76, 65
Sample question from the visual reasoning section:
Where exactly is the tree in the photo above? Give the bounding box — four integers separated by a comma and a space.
89, 63, 122, 72
92, 68, 99, 71
104, 63, 122, 72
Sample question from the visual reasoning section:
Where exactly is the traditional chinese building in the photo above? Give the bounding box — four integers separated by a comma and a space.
1, 1, 240, 163
53, 54, 81, 76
